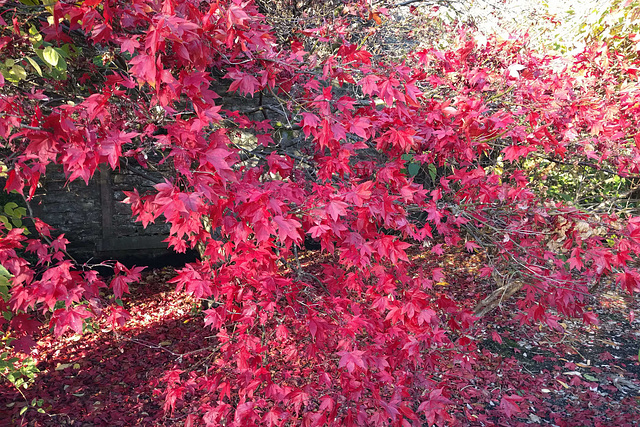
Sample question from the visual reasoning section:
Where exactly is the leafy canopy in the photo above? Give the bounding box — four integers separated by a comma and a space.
1, 0, 640, 425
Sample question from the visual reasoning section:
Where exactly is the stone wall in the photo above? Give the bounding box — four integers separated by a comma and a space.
32, 164, 172, 264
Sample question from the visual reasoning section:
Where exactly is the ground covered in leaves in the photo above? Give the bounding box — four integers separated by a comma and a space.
1, 257, 639, 426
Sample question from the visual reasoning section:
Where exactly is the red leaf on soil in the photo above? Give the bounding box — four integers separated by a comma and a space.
500, 394, 525, 418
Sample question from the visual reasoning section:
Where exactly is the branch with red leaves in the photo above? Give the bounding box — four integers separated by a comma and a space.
2, 0, 640, 425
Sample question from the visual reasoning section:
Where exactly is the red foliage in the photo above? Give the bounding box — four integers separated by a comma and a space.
2, 0, 640, 425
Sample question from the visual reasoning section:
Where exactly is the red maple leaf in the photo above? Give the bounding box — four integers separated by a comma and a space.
110, 263, 144, 298
326, 200, 348, 222
300, 112, 320, 137
418, 388, 453, 425
359, 74, 380, 96
226, 3, 250, 28
500, 394, 525, 418
417, 308, 437, 326
50, 306, 92, 336
502, 144, 534, 162
337, 349, 366, 373
273, 215, 302, 244
226, 69, 260, 96
106, 306, 131, 329
617, 270, 640, 293
129, 54, 157, 87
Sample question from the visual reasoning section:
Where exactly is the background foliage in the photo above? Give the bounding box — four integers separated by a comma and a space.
1, 0, 640, 425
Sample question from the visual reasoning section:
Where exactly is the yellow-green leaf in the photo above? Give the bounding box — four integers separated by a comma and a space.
583, 373, 599, 382
428, 163, 437, 181
25, 57, 42, 77
55, 363, 72, 371
28, 25, 43, 44
43, 46, 60, 67
0, 265, 11, 277
11, 65, 27, 81
0, 282, 9, 301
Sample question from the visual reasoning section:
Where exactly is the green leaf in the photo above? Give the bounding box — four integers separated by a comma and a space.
583, 373, 598, 382
34, 47, 46, 63
428, 163, 437, 181
0, 264, 11, 277
54, 55, 67, 71
0, 279, 9, 300
25, 57, 42, 77
42, 46, 60, 67
19, 0, 39, 5
49, 65, 67, 81
0, 215, 12, 230
19, 406, 28, 416
57, 45, 71, 59
408, 162, 420, 177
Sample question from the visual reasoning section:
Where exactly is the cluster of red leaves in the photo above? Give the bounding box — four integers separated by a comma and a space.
0, 269, 205, 425
2, 0, 640, 425
3, 264, 638, 426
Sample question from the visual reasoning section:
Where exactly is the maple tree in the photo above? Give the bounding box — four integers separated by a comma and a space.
1, 0, 640, 425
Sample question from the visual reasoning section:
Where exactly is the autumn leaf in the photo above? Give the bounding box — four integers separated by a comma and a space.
337, 349, 366, 373
617, 270, 640, 293
273, 215, 302, 244
205, 147, 237, 182
500, 394, 525, 418
50, 306, 92, 337
326, 200, 348, 222
226, 69, 260, 96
